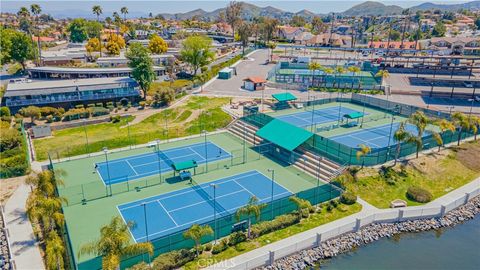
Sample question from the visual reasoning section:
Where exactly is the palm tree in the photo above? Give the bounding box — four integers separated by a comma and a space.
79, 216, 153, 270
235, 196, 266, 238
183, 224, 213, 257
323, 67, 334, 90
334, 66, 345, 89
435, 118, 455, 151
92, 5, 103, 56
237, 22, 252, 56
407, 111, 429, 158
113, 12, 121, 36
375, 70, 390, 90
289, 196, 312, 217
451, 112, 470, 146
30, 4, 42, 66
356, 144, 371, 168
470, 116, 480, 141
45, 231, 65, 270
393, 122, 409, 165
308, 62, 322, 90
347, 66, 361, 90
120, 7, 129, 22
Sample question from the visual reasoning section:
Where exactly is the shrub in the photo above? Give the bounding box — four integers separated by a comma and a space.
326, 204, 333, 212
110, 115, 121, 123
150, 249, 195, 270
330, 199, 338, 207
211, 239, 228, 254
406, 186, 433, 203
228, 231, 247, 246
96, 103, 103, 107
139, 101, 146, 108
0, 106, 11, 117
62, 108, 90, 121
204, 242, 213, 251
75, 104, 84, 109
340, 192, 357, 205
250, 214, 300, 238
90, 107, 110, 117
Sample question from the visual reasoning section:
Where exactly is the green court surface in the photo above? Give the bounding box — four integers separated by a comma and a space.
56, 132, 323, 267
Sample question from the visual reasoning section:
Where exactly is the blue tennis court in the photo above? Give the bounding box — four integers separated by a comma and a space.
276, 106, 363, 128
330, 122, 423, 149
118, 170, 292, 242
96, 142, 231, 185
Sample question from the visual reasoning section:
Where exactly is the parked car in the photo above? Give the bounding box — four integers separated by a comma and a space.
463, 81, 473, 88
475, 96, 480, 102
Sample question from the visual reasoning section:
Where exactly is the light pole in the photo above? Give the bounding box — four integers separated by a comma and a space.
267, 169, 275, 219
203, 130, 208, 172
468, 98, 474, 118
155, 139, 162, 184
310, 95, 316, 133
386, 105, 399, 159
127, 119, 132, 149
103, 147, 112, 196
83, 119, 89, 154
142, 202, 151, 263
210, 183, 218, 244
337, 91, 343, 126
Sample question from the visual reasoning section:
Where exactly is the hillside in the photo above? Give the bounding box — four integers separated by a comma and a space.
410, 1, 480, 12
342, 1, 403, 16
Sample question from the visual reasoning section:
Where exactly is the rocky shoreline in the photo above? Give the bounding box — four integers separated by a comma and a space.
261, 196, 480, 270
0, 208, 12, 270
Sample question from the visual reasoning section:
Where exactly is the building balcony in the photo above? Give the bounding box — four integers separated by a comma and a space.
6, 92, 140, 107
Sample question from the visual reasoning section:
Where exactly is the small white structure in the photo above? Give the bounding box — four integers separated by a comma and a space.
32, 125, 52, 138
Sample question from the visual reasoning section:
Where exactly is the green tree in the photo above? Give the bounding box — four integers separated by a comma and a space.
183, 224, 213, 257
356, 144, 371, 168
79, 216, 153, 270
289, 196, 312, 218
148, 34, 168, 54
19, 106, 41, 123
435, 118, 455, 151
10, 31, 36, 71
85, 37, 101, 55
451, 112, 471, 146
120, 7, 129, 21
67, 18, 88, 43
290, 15, 306, 27
226, 1, 243, 39
393, 122, 410, 165
30, 4, 42, 65
308, 62, 322, 88
407, 111, 429, 158
126, 43, 156, 98
235, 196, 266, 238
432, 22, 446, 37
85, 20, 103, 39
311, 16, 326, 34
45, 231, 65, 270
375, 69, 390, 85
180, 35, 214, 75
347, 66, 361, 89
0, 29, 14, 64
92, 5, 103, 56
237, 22, 252, 55
389, 30, 401, 41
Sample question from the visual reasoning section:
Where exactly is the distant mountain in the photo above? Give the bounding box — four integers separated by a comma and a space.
410, 1, 480, 12
342, 1, 403, 16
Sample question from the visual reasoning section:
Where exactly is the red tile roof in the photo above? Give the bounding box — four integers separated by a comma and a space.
244, 76, 266, 84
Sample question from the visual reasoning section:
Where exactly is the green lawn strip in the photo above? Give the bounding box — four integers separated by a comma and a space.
33, 97, 232, 161
183, 203, 362, 270
340, 141, 480, 208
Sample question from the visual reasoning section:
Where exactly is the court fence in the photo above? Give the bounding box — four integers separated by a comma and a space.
76, 178, 342, 270
52, 141, 272, 207
242, 95, 476, 166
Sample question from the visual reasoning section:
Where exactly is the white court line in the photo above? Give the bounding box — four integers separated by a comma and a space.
156, 200, 179, 226
232, 179, 256, 197
125, 160, 139, 176
188, 146, 206, 161
116, 205, 138, 242
118, 171, 261, 210
132, 153, 198, 169
167, 189, 246, 213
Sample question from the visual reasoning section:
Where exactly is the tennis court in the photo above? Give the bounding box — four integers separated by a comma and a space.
330, 122, 421, 149
276, 106, 363, 127
96, 142, 231, 185
118, 170, 292, 242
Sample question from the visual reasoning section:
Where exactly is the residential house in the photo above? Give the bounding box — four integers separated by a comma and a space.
306, 33, 352, 47
277, 26, 304, 42
427, 37, 480, 55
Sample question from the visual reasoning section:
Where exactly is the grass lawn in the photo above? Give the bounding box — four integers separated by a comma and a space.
33, 96, 232, 160
183, 203, 362, 270
338, 140, 480, 208
147, 79, 193, 96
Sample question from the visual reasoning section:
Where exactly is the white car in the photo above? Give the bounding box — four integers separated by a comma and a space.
463, 81, 473, 88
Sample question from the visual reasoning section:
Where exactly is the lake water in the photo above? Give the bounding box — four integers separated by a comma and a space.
320, 216, 480, 270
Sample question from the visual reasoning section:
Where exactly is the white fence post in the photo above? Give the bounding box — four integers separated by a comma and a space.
316, 233, 322, 247
398, 209, 404, 221
440, 205, 446, 217
465, 192, 470, 204
355, 218, 361, 231
269, 251, 275, 265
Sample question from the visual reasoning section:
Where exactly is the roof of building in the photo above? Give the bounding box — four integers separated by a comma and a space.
172, 160, 198, 171
244, 76, 266, 84
272, 92, 297, 102
5, 77, 138, 97
256, 119, 313, 151
27, 66, 165, 74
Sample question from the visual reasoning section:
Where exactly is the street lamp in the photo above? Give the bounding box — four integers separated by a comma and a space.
203, 130, 208, 172
310, 95, 316, 133
210, 183, 218, 244
468, 98, 475, 118
142, 202, 151, 263
267, 169, 275, 219
386, 105, 400, 159
155, 139, 162, 184
83, 119, 89, 155
103, 147, 112, 196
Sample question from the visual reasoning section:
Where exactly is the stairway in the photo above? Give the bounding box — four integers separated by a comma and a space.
228, 119, 345, 183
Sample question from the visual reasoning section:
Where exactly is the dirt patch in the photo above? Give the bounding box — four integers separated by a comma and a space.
407, 150, 449, 175
0, 176, 25, 204
453, 142, 480, 172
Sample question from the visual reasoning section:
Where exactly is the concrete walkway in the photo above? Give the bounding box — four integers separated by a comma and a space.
4, 184, 44, 270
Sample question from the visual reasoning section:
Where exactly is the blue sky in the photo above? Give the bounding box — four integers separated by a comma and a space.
1, 1, 472, 18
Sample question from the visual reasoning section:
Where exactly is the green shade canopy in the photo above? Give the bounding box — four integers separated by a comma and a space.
271, 92, 297, 102
172, 160, 198, 171
343, 112, 364, 119
256, 119, 313, 151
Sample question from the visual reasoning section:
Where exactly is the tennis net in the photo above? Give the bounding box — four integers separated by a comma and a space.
190, 178, 229, 215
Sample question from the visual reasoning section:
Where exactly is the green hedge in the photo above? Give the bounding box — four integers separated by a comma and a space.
406, 186, 433, 203
250, 214, 300, 238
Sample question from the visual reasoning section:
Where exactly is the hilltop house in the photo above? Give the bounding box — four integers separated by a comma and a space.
277, 26, 305, 42
368, 41, 419, 50
305, 33, 351, 47
424, 37, 480, 56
